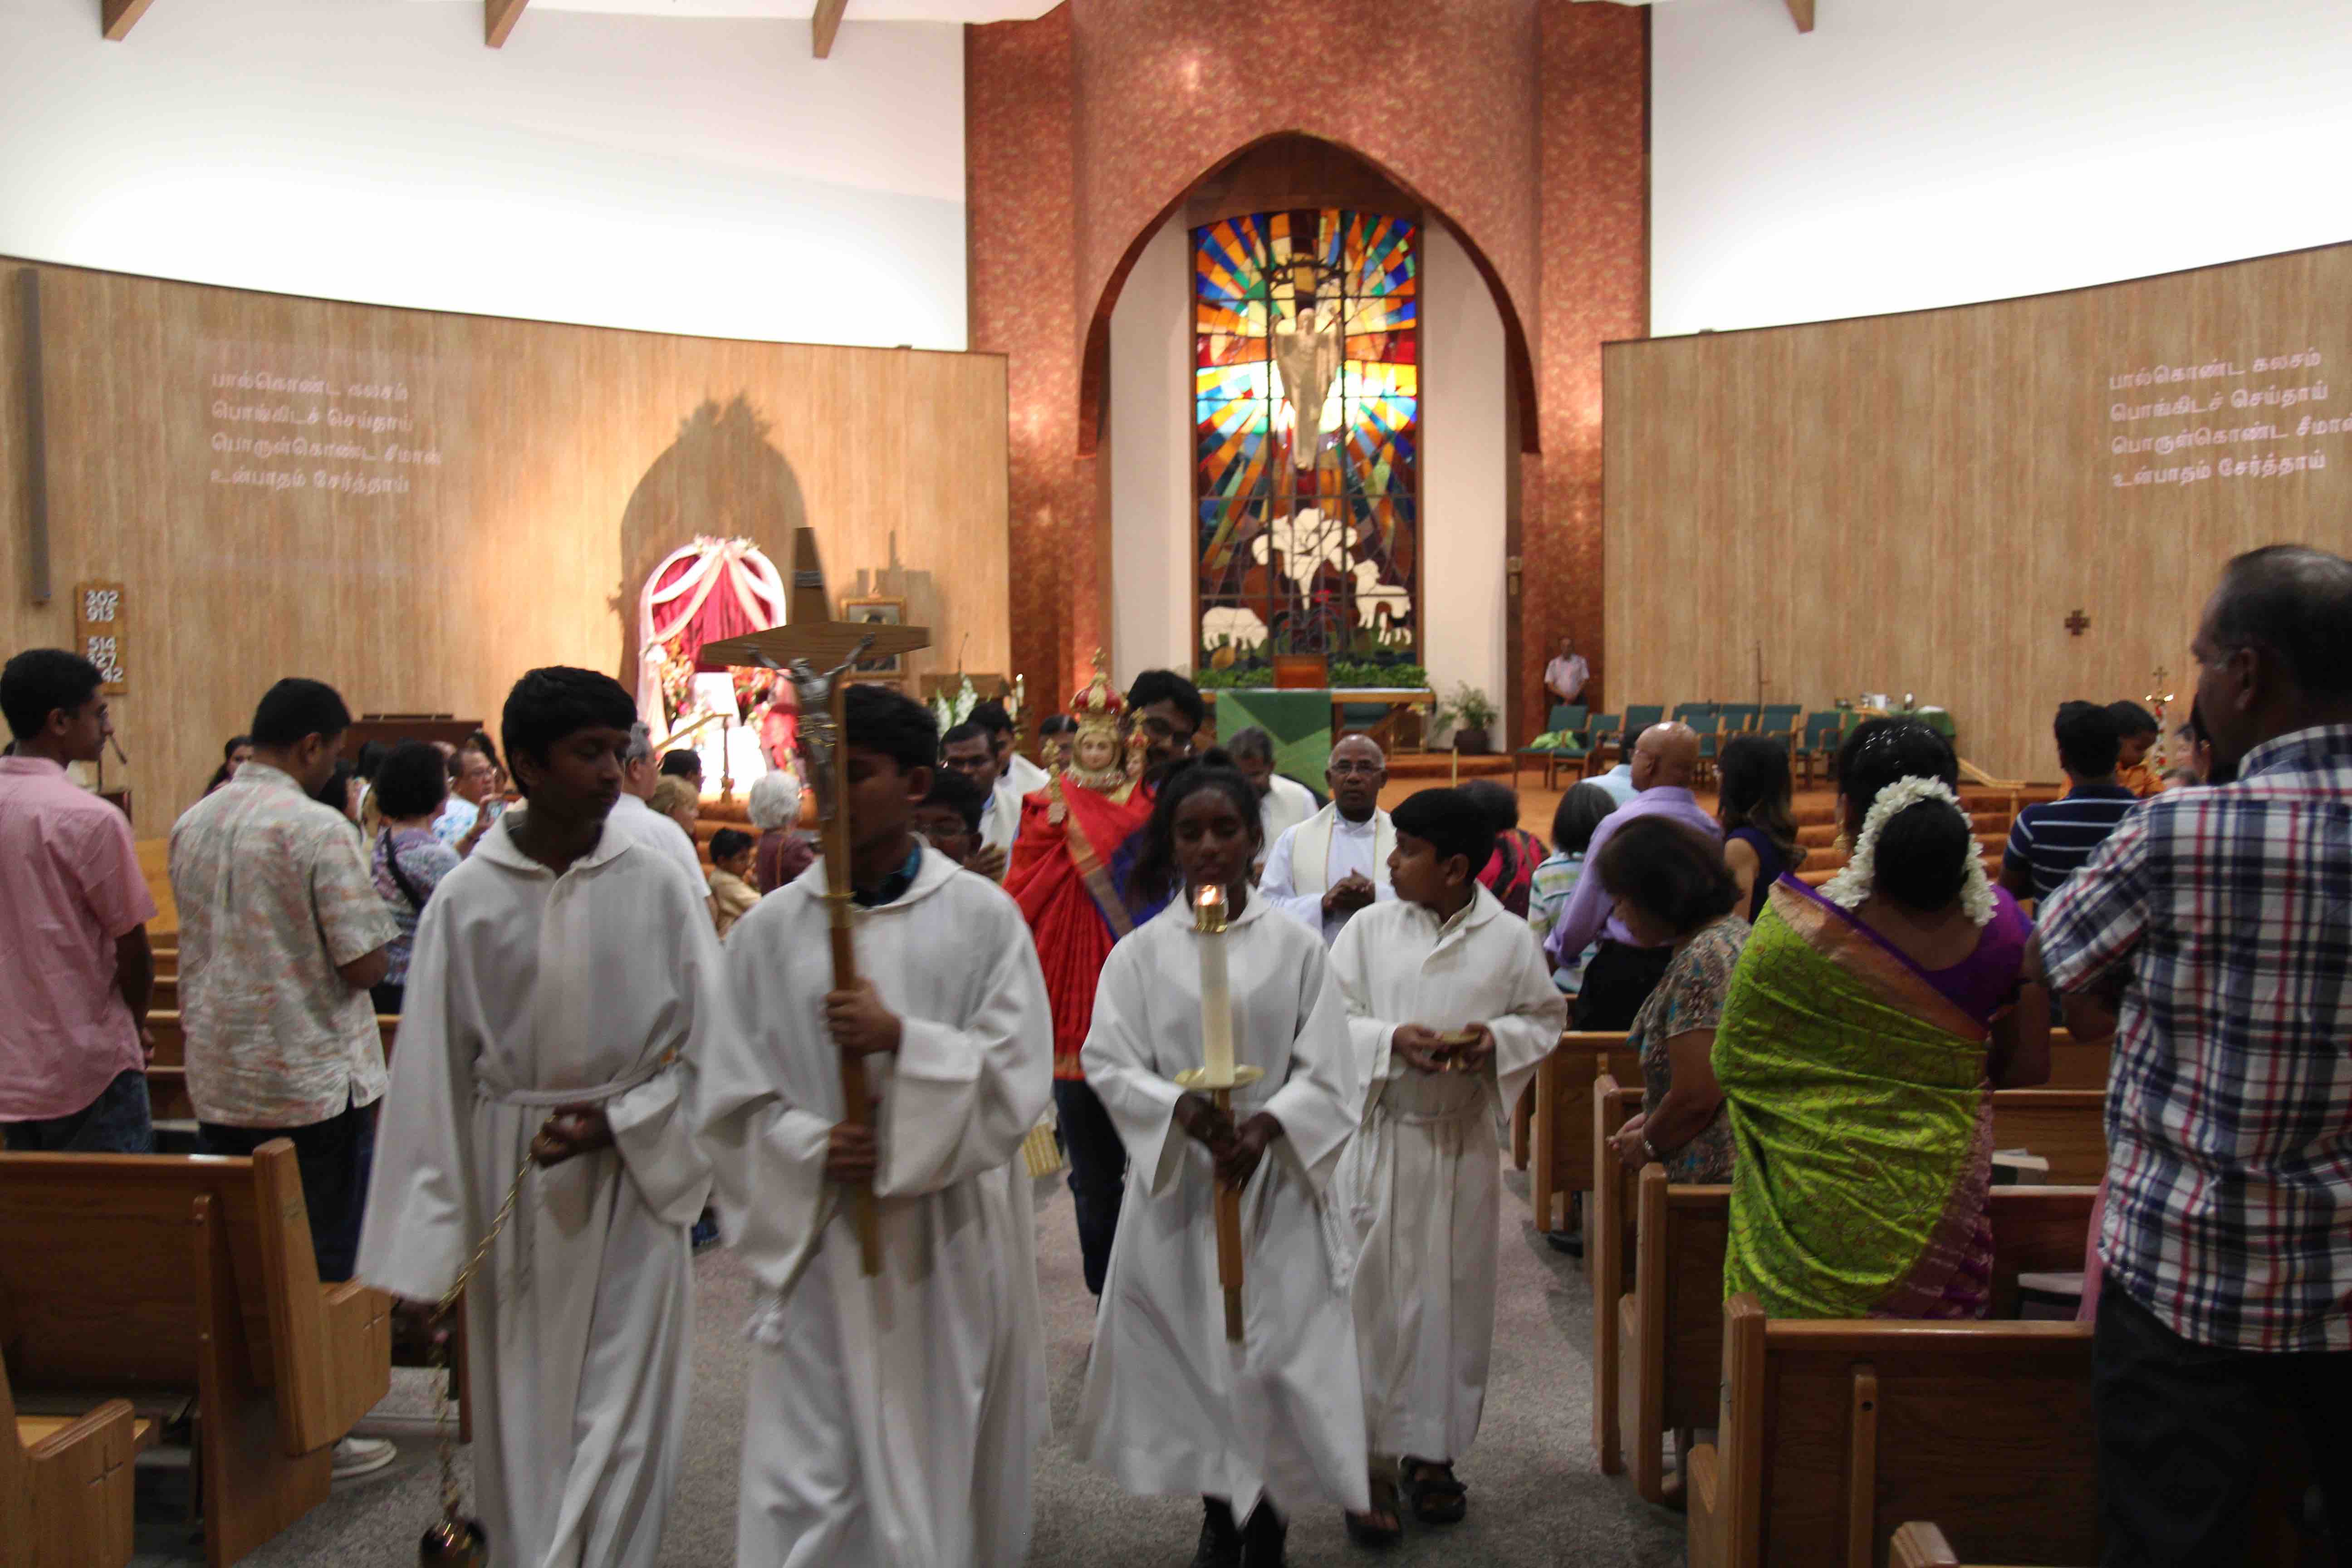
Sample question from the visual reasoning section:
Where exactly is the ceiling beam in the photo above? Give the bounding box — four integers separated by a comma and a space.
485, 0, 530, 48
813, 0, 848, 58
101, 0, 157, 40
1784, 0, 1815, 32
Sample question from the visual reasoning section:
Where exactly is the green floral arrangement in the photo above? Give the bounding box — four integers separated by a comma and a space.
1191, 660, 1429, 691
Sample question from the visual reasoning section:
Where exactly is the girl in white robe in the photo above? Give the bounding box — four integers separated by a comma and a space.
1075, 758, 1368, 1568
1326, 787, 1564, 1539
695, 685, 1054, 1568
358, 669, 721, 1568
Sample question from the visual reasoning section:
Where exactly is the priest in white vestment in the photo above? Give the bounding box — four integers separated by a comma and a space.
358, 668, 719, 1568
697, 684, 1053, 1568
1259, 735, 1395, 945
1075, 761, 1369, 1565
1326, 787, 1563, 1537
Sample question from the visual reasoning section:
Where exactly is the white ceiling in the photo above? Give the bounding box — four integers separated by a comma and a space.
404, 0, 1055, 17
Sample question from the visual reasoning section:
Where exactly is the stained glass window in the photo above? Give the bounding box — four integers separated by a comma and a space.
1194, 209, 1419, 677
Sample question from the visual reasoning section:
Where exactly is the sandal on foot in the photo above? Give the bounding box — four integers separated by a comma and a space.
1401, 1458, 1468, 1525
1343, 1478, 1403, 1548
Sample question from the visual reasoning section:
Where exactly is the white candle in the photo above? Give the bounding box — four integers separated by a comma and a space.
1196, 886, 1236, 1086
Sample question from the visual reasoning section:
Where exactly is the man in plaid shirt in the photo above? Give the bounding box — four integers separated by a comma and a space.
2034, 545, 2352, 1566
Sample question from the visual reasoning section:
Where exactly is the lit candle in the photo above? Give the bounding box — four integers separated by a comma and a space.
1195, 884, 1236, 1086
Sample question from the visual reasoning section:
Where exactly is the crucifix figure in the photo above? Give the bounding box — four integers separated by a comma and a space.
698, 528, 931, 1275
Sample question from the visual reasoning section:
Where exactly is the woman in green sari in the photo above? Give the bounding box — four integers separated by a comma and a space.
1715, 720, 2049, 1319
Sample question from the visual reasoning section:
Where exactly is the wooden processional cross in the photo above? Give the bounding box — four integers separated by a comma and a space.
700, 528, 930, 1275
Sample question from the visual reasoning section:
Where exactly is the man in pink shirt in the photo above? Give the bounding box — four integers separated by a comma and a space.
0, 649, 158, 1152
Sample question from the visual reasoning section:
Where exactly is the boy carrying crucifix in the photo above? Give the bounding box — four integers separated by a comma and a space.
696, 682, 1054, 1568
1327, 787, 1566, 1544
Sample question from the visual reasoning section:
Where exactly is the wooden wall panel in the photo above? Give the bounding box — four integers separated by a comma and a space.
1603, 242, 2352, 782
0, 259, 1009, 828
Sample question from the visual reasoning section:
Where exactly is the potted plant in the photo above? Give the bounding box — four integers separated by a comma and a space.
1433, 682, 1498, 755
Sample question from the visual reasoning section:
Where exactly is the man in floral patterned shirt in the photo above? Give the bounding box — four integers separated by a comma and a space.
170, 678, 394, 1281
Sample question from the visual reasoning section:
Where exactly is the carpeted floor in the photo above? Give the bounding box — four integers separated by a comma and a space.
130, 1167, 1685, 1567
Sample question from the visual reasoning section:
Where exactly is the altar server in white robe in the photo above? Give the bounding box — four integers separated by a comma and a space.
698, 682, 1053, 1568
358, 667, 719, 1568
1076, 756, 1368, 1568
1326, 787, 1563, 1542
1258, 734, 1394, 945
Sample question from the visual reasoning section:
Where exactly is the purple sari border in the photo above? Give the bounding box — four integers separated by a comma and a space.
1773, 877, 1994, 1043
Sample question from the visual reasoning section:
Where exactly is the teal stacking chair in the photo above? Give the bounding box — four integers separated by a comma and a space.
1718, 703, 1760, 735
1758, 705, 1804, 747
1513, 703, 1589, 790
1578, 713, 1624, 779
1624, 704, 1666, 738
1796, 711, 1846, 786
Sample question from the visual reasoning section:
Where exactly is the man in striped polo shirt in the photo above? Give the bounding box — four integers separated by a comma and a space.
1999, 701, 2138, 906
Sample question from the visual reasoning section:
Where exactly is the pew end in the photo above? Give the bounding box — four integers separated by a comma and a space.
2, 1349, 149, 1568
0, 1144, 393, 1566
1588, 1073, 1642, 1475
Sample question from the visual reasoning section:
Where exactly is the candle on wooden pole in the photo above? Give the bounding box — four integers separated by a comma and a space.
1176, 883, 1261, 1344
1196, 886, 1237, 1084
696, 528, 932, 1278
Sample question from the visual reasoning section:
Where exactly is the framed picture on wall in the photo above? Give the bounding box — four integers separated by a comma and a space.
840, 596, 907, 676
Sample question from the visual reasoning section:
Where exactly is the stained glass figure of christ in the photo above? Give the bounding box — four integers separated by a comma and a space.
1194, 209, 1419, 675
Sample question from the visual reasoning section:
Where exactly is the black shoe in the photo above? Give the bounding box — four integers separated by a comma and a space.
1544, 1228, 1585, 1258
1240, 1503, 1286, 1568
1191, 1499, 1242, 1568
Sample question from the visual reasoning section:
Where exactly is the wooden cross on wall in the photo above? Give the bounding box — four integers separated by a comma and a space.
2065, 609, 2091, 637
699, 528, 930, 1275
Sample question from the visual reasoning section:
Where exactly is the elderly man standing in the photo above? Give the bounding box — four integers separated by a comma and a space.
608, 721, 712, 895
1543, 723, 1719, 1029
1261, 734, 1395, 946
2034, 546, 2352, 1568
171, 677, 398, 1477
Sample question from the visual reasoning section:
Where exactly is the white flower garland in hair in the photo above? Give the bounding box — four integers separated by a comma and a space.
1818, 775, 1998, 927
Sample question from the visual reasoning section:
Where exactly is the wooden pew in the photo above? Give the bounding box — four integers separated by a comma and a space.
1526, 1031, 2106, 1234
1889, 1520, 2076, 1567
1527, 1032, 1641, 1235
0, 1147, 392, 1568
1609, 1174, 2098, 1505
2, 1329, 153, 1568
1688, 1298, 2102, 1568
1990, 1090, 2106, 1185
1588, 1073, 1643, 1475
1691, 1301, 2313, 1568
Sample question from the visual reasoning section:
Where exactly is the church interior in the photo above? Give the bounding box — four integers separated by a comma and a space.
4, 0, 2351, 1564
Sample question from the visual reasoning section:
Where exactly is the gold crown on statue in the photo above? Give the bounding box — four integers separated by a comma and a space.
1070, 650, 1125, 733
1064, 650, 1135, 795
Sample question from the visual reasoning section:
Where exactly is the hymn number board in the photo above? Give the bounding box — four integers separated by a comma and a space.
75, 581, 127, 695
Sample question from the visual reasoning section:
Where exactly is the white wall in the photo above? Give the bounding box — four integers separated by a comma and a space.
1107, 217, 1506, 721
1652, 0, 2352, 336
1417, 222, 1507, 730
1107, 216, 1193, 690
0, 0, 967, 348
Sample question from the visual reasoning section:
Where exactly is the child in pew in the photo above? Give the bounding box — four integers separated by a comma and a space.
706, 827, 759, 938
1074, 755, 1367, 1568
1327, 788, 1564, 1542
